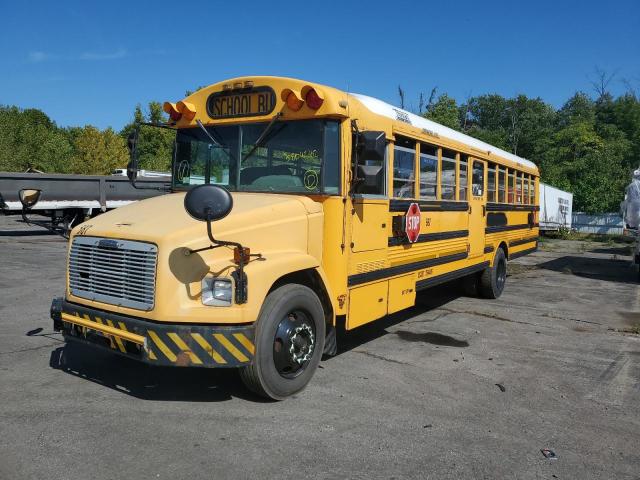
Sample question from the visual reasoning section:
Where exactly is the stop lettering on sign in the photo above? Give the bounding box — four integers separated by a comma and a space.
405, 202, 421, 243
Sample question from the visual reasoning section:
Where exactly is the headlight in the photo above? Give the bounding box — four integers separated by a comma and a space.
201, 277, 233, 306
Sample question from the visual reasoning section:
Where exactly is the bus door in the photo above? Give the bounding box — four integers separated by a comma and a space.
347, 140, 390, 330
468, 158, 487, 258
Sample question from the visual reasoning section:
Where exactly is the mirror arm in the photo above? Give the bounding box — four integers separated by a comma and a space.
206, 217, 250, 304
20, 207, 32, 226
128, 124, 172, 192
185, 214, 263, 305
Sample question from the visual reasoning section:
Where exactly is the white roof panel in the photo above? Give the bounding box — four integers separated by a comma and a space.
351, 93, 537, 170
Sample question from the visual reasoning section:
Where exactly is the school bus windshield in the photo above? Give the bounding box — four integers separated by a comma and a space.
173, 119, 341, 194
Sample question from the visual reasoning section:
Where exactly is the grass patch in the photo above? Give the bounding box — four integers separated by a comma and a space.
543, 230, 632, 243
507, 263, 539, 275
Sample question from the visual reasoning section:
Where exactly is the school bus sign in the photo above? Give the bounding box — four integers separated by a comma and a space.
405, 203, 421, 243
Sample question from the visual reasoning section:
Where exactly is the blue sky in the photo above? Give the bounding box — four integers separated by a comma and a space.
1, 0, 638, 130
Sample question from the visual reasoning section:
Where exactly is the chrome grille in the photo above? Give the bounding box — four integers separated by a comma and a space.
69, 236, 158, 310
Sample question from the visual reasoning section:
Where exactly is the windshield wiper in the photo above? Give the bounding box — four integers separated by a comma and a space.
195, 119, 234, 182
196, 119, 224, 147
241, 112, 283, 163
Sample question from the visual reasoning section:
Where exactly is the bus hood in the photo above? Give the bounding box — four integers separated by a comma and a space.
71, 191, 323, 254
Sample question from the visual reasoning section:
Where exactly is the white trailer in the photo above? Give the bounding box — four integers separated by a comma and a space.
539, 183, 573, 231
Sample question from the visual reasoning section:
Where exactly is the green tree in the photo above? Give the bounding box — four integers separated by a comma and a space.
120, 102, 175, 172
460, 94, 555, 158
461, 94, 511, 151
504, 95, 555, 158
540, 122, 631, 213
0, 106, 73, 173
611, 93, 640, 168
556, 92, 595, 127
69, 126, 129, 175
422, 94, 461, 130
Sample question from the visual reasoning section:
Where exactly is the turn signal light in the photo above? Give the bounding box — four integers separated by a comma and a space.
281, 88, 304, 111
176, 101, 197, 121
163, 102, 182, 121
301, 86, 324, 109
233, 246, 251, 264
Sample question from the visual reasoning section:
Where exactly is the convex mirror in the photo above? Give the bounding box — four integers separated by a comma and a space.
184, 184, 233, 222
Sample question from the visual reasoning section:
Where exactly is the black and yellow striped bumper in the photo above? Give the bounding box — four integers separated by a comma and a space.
51, 298, 255, 368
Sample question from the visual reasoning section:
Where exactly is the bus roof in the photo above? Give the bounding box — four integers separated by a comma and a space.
351, 93, 537, 170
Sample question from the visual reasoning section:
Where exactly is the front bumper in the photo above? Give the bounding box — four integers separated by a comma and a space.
50, 298, 255, 368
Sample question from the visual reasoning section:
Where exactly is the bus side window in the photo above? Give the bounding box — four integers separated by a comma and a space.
459, 154, 468, 200
393, 137, 416, 198
508, 170, 515, 203
530, 176, 536, 204
472, 161, 485, 197
419, 144, 438, 200
498, 167, 506, 202
441, 149, 457, 200
523, 174, 530, 204
487, 164, 496, 202
516, 171, 523, 203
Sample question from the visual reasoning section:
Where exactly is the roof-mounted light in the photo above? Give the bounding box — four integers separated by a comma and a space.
301, 85, 324, 110
176, 101, 196, 121
281, 88, 304, 112
163, 102, 182, 121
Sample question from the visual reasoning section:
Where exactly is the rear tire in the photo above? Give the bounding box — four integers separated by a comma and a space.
239, 284, 325, 400
479, 248, 507, 299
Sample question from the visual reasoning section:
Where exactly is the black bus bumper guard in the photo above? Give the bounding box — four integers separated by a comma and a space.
50, 298, 255, 368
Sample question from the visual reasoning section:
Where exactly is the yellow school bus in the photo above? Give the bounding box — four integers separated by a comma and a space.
50, 76, 539, 399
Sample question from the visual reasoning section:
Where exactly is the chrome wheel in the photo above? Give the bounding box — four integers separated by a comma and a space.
273, 311, 316, 378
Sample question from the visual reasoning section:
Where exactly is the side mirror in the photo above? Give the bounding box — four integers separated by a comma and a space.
126, 130, 139, 182
357, 165, 384, 190
184, 184, 233, 222
19, 189, 41, 209
359, 131, 386, 162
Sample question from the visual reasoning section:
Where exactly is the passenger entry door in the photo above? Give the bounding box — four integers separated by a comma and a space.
468, 159, 486, 258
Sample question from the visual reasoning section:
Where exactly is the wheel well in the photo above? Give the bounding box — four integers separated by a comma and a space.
498, 241, 509, 259
269, 269, 334, 326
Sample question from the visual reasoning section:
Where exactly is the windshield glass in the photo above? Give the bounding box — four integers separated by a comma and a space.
173, 119, 340, 194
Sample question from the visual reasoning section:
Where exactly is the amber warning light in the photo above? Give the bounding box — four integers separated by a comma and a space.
301, 86, 324, 109
281, 88, 304, 112
281, 85, 324, 112
163, 102, 181, 121
163, 101, 197, 122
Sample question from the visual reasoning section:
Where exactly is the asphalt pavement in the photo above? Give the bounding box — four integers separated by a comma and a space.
1, 215, 639, 480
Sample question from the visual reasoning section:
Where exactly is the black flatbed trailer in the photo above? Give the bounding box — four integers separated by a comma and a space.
0, 172, 170, 234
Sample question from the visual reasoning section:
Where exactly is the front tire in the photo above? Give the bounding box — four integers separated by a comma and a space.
239, 284, 325, 400
478, 248, 507, 299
